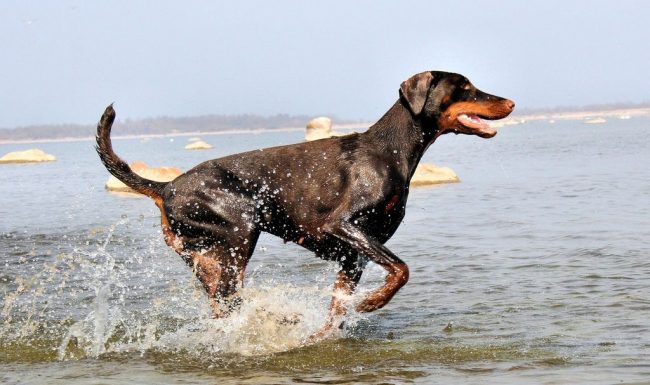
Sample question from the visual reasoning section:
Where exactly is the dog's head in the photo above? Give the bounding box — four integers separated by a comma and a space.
399, 71, 514, 138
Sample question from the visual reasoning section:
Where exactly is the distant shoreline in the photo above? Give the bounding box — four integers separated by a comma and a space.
1, 106, 648, 145
510, 106, 650, 122
488, 106, 650, 128
0, 123, 368, 145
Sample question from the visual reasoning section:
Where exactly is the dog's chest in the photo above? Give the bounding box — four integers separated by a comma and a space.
356, 193, 407, 242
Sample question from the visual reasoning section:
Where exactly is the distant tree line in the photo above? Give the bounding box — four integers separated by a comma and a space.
2, 101, 649, 142
0, 113, 361, 142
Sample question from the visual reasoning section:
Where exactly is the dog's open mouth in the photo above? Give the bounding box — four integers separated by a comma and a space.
457, 113, 496, 137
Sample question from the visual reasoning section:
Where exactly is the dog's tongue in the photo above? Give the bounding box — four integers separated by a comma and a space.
457, 113, 496, 137
457, 114, 488, 129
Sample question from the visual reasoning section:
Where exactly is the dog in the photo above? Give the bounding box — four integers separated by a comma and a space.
96, 71, 514, 339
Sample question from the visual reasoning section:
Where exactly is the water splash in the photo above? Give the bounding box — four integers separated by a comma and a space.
0, 217, 366, 361
53, 282, 343, 360
150, 285, 333, 356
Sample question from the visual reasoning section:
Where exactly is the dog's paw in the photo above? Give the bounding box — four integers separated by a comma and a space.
305, 318, 346, 344
305, 326, 336, 344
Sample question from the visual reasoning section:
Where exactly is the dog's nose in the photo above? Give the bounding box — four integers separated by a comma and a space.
505, 99, 515, 110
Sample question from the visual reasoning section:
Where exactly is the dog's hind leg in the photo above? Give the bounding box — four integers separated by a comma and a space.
161, 185, 263, 317
187, 229, 260, 317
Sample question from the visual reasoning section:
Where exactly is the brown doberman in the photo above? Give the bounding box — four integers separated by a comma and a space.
96, 71, 514, 339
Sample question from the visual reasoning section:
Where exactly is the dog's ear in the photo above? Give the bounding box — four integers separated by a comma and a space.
400, 72, 434, 116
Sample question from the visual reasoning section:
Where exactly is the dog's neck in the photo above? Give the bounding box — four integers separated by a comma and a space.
366, 100, 440, 182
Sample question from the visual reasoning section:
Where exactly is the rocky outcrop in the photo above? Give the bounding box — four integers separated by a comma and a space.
105, 161, 182, 194
0, 149, 56, 164
185, 140, 213, 150
410, 164, 460, 186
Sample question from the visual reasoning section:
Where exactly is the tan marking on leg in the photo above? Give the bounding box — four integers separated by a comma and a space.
309, 270, 358, 342
154, 197, 183, 252
190, 250, 227, 318
356, 262, 409, 312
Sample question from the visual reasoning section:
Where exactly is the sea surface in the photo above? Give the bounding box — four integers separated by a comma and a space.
1, 118, 649, 384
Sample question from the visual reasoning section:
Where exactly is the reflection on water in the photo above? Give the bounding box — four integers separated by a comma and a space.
1, 120, 649, 384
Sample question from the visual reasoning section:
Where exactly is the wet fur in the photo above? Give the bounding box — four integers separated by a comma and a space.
96, 71, 514, 335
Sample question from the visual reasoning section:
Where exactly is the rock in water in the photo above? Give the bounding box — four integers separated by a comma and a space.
410, 163, 460, 187
305, 117, 346, 141
185, 140, 213, 150
0, 149, 56, 164
105, 161, 182, 194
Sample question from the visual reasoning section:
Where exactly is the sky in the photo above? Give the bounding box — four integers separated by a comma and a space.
1, 0, 650, 127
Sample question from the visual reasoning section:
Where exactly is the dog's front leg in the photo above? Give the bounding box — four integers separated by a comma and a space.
328, 223, 409, 313
309, 268, 362, 342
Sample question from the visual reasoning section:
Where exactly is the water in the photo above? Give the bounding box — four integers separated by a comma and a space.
1, 119, 649, 384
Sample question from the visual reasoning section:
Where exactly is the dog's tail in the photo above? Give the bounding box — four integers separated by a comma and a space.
95, 104, 167, 201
